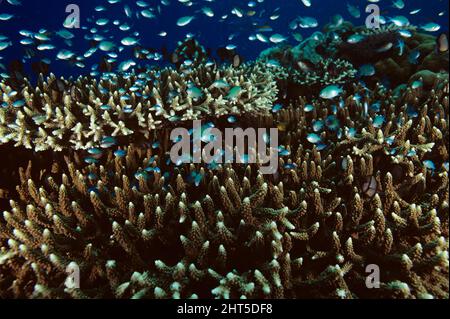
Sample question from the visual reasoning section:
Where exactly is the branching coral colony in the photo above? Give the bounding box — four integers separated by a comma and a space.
0, 26, 449, 299
0, 62, 278, 151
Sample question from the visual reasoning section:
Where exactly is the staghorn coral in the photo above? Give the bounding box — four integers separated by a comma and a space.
0, 25, 448, 300
0, 77, 448, 299
0, 62, 278, 151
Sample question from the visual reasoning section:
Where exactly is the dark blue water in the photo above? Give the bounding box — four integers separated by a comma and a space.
0, 0, 448, 78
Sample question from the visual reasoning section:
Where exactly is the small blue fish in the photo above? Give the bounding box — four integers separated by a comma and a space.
337, 129, 343, 140
358, 64, 376, 77
278, 146, 290, 156
392, 0, 405, 9
123, 106, 133, 113
390, 16, 410, 27
177, 16, 195, 27
370, 101, 381, 112
84, 157, 99, 164
385, 136, 395, 145
420, 22, 441, 33
320, 85, 343, 99
325, 115, 340, 131
100, 136, 117, 148
373, 115, 385, 128
406, 105, 418, 118
347, 34, 366, 44
423, 160, 436, 171
189, 171, 204, 186
187, 86, 203, 99
207, 161, 220, 170
211, 79, 229, 89
88, 148, 103, 155
114, 150, 126, 157
304, 104, 314, 112
306, 133, 321, 144
411, 80, 423, 89
312, 120, 324, 132
347, 127, 357, 139
226, 86, 242, 99
239, 154, 250, 164
147, 156, 155, 165
353, 93, 362, 104
398, 29, 412, 38
0, 14, 14, 21
408, 50, 420, 64
169, 115, 181, 122
284, 163, 297, 169
174, 154, 191, 166
376, 42, 393, 53
171, 134, 183, 143
347, 3, 361, 18
397, 39, 405, 56
272, 104, 283, 112
7, 0, 22, 6
12, 100, 25, 108
134, 170, 149, 180
262, 132, 270, 144
227, 115, 237, 123
407, 149, 417, 157
266, 59, 281, 67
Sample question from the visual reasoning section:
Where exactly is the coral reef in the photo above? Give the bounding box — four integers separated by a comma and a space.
0, 18, 449, 299
0, 74, 448, 298
0, 63, 278, 151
